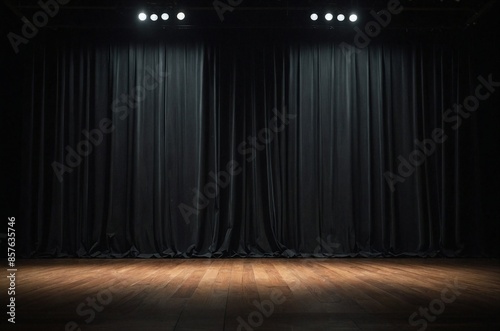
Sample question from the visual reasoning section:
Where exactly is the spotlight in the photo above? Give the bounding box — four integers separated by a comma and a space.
325, 13, 333, 21
349, 14, 358, 22
337, 14, 345, 22
138, 12, 147, 21
161, 13, 169, 21
310, 13, 318, 21
150, 13, 158, 21
177, 12, 185, 20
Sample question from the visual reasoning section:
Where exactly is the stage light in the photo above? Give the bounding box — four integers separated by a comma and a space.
310, 13, 318, 21
138, 12, 147, 21
337, 14, 345, 21
150, 13, 158, 21
177, 12, 185, 20
325, 13, 333, 21
349, 14, 358, 22
161, 13, 169, 21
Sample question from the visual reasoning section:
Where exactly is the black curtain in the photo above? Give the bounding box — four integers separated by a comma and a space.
19, 30, 500, 257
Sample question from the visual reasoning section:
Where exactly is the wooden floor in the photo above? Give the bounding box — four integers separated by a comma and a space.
2, 259, 500, 330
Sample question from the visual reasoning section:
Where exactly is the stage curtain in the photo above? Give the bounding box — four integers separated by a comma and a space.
19, 30, 499, 257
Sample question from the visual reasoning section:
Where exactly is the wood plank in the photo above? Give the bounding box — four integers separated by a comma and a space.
1, 258, 499, 331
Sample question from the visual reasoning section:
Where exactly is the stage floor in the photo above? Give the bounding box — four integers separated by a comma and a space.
2, 258, 500, 330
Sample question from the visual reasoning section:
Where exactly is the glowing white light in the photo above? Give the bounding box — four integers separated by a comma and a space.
310, 13, 318, 21
177, 12, 185, 20
138, 12, 147, 21
337, 14, 345, 22
150, 13, 158, 21
161, 13, 169, 20
325, 13, 333, 21
349, 14, 358, 22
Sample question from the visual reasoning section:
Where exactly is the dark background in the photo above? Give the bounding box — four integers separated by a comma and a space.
1, 0, 499, 258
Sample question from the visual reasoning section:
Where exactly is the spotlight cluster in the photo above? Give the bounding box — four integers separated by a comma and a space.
138, 11, 185, 21
310, 12, 358, 22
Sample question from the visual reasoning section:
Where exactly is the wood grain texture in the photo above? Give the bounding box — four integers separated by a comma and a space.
2, 259, 499, 330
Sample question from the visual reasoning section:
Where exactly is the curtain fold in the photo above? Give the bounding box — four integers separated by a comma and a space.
19, 31, 496, 257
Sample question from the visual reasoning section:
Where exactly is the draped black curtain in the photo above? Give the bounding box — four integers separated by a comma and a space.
18, 30, 499, 257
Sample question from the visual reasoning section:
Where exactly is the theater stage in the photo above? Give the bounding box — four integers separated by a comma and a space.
4, 259, 500, 331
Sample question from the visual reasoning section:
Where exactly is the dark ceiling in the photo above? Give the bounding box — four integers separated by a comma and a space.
2, 0, 499, 31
